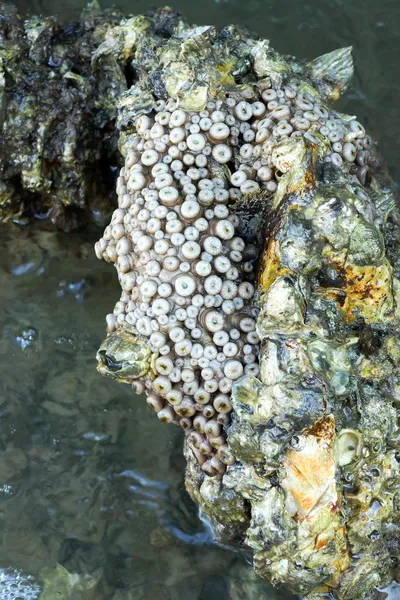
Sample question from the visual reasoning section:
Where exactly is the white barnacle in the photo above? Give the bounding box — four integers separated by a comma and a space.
140, 279, 158, 297
149, 331, 167, 349
209, 122, 230, 141
159, 186, 179, 206
170, 232, 185, 247
155, 357, 174, 375
141, 149, 159, 166
146, 394, 164, 413
212, 144, 232, 164
234, 101, 253, 121
204, 275, 223, 295
128, 172, 146, 191
174, 274, 196, 297
221, 281, 238, 300
169, 326, 185, 343
187, 133, 207, 152
157, 406, 175, 423
181, 241, 201, 261
154, 172, 173, 189
166, 388, 183, 405
223, 359, 243, 380
153, 375, 172, 396
152, 298, 170, 316
238, 282, 255, 299
342, 141, 357, 162
181, 199, 201, 221
230, 170, 247, 187
170, 109, 187, 127
169, 127, 186, 144
241, 180, 260, 194
175, 340, 193, 357
136, 115, 153, 134
203, 310, 224, 333
203, 236, 222, 256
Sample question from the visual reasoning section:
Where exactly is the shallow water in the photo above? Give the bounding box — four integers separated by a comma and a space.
3, 0, 400, 598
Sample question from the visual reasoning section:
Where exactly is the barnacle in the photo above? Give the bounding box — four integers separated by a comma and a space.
87, 8, 399, 600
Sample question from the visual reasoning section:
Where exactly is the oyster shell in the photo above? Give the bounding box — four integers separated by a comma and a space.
0, 2, 124, 228
96, 331, 151, 382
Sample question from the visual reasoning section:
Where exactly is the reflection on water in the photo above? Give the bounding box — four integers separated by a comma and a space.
0, 226, 288, 598
4, 0, 400, 597
0, 568, 40, 599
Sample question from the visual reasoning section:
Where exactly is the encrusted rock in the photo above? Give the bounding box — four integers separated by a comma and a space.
94, 10, 400, 599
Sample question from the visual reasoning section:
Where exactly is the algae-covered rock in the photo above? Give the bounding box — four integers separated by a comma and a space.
90, 9, 400, 598
0, 2, 126, 229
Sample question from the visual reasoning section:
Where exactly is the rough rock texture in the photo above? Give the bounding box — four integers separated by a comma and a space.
186, 124, 400, 598
0, 2, 125, 229
91, 9, 400, 600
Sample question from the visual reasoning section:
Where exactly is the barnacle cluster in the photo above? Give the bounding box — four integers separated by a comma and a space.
94, 10, 400, 600
95, 98, 262, 477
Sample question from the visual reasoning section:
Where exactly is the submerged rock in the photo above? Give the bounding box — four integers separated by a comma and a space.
39, 564, 101, 600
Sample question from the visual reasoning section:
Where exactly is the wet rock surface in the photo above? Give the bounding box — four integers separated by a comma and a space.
90, 9, 400, 600
0, 3, 124, 229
